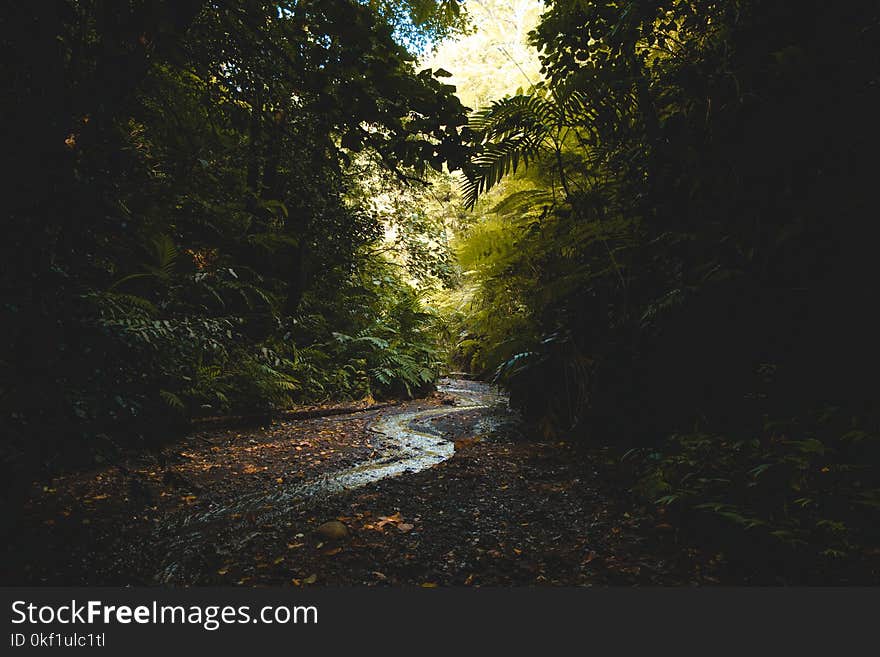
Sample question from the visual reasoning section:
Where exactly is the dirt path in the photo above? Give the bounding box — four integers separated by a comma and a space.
147, 378, 507, 583
3, 380, 720, 586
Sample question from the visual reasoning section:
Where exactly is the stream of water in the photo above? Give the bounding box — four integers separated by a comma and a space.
150, 378, 506, 582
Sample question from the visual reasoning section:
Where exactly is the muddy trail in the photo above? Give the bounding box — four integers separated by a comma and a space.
3, 379, 721, 586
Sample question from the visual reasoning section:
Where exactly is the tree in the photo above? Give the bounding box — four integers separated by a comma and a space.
0, 0, 473, 472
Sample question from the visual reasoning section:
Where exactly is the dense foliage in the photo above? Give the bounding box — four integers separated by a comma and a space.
0, 0, 469, 471
3, 0, 879, 582
452, 0, 880, 577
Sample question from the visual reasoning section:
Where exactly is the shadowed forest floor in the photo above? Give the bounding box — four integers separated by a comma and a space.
2, 382, 733, 587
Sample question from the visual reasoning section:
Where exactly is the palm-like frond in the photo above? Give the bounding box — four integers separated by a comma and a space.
462, 89, 596, 209
462, 95, 553, 209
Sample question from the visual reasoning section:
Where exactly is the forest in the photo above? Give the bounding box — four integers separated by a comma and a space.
2, 0, 879, 586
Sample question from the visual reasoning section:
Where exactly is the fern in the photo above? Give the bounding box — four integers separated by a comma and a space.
110, 234, 178, 290
159, 389, 185, 412
489, 189, 552, 218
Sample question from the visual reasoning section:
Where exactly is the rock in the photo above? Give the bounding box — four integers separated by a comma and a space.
315, 520, 349, 541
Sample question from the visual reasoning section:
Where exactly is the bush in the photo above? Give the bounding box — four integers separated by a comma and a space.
625, 406, 880, 582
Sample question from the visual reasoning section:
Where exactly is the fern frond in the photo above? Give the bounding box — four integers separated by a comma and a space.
462, 94, 557, 209
489, 189, 553, 217
150, 234, 178, 279
159, 389, 185, 411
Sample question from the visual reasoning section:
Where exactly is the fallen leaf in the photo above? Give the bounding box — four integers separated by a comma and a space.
375, 512, 404, 529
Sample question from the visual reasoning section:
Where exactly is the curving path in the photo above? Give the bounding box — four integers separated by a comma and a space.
151, 378, 506, 582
